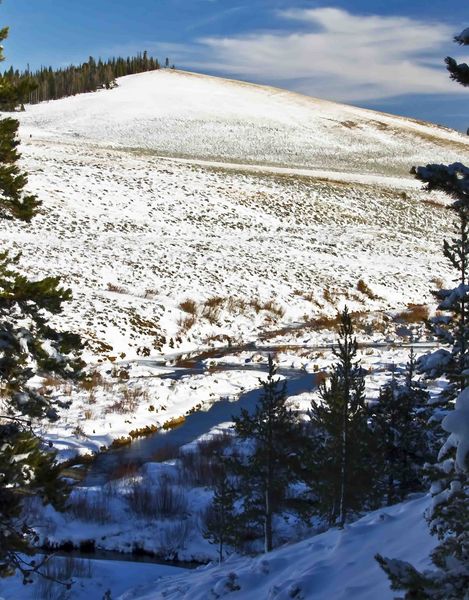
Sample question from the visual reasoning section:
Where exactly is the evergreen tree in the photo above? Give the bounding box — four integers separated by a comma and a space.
202, 464, 238, 563
377, 26, 469, 599
0, 13, 83, 582
1, 51, 160, 107
376, 389, 469, 599
413, 161, 469, 403
233, 355, 308, 552
446, 27, 469, 87
371, 349, 433, 505
0, 28, 40, 220
308, 307, 377, 527
0, 251, 83, 582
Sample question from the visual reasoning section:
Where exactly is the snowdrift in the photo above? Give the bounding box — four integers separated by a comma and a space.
119, 495, 434, 600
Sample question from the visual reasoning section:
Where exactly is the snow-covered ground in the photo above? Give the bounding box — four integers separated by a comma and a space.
0, 70, 459, 598
123, 494, 434, 600
2, 71, 465, 363
0, 70, 456, 460
0, 556, 186, 600
16, 70, 469, 177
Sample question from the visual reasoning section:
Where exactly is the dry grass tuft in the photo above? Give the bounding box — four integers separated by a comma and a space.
204, 296, 225, 309
179, 299, 198, 315
107, 282, 128, 294
395, 303, 429, 324
357, 279, 378, 300
177, 315, 196, 333
162, 415, 186, 431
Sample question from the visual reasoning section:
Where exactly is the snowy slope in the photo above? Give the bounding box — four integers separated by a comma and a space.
18, 69, 469, 177
0, 70, 467, 364
119, 494, 434, 600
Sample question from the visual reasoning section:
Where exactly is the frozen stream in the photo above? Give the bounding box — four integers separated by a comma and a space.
84, 363, 316, 486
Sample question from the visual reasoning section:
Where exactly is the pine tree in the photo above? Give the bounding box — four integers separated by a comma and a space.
377, 26, 469, 599
376, 389, 469, 599
0, 13, 83, 582
446, 27, 469, 87
232, 355, 308, 552
1, 51, 160, 106
0, 26, 41, 221
371, 349, 433, 505
308, 307, 377, 527
0, 252, 83, 582
202, 464, 238, 563
413, 162, 469, 403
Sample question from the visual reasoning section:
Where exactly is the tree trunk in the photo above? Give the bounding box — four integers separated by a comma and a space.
338, 402, 347, 528
264, 486, 273, 552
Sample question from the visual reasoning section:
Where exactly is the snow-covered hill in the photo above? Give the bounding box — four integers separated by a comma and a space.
18, 70, 469, 177
2, 70, 468, 361
0, 71, 459, 600
120, 494, 434, 600
0, 495, 433, 600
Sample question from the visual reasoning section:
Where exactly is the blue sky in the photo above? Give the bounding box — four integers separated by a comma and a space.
2, 0, 469, 129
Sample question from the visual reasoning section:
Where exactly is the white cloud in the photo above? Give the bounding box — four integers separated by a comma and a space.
184, 7, 464, 102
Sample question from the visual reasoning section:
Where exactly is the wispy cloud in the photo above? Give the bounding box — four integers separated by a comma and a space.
182, 7, 464, 102
185, 5, 245, 32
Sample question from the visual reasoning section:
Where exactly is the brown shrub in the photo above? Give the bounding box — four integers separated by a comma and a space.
357, 279, 377, 300
202, 304, 221, 325
106, 386, 148, 414
203, 333, 232, 345
107, 282, 128, 294
178, 315, 196, 333
42, 374, 63, 388
108, 461, 142, 481
81, 371, 105, 391
395, 304, 429, 324
309, 314, 341, 330
109, 436, 132, 449
128, 423, 159, 439
263, 299, 285, 318
151, 444, 180, 462
163, 415, 186, 431
179, 299, 198, 315
67, 490, 111, 524
128, 477, 188, 519
226, 296, 246, 313
204, 296, 225, 309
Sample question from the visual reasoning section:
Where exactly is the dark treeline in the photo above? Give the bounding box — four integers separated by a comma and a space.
0, 51, 165, 109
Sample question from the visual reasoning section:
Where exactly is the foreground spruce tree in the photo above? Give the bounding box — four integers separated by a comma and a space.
414, 161, 469, 404
371, 350, 433, 505
377, 27, 469, 599
233, 355, 307, 552
0, 15, 83, 582
412, 29, 469, 403
309, 307, 377, 527
0, 238, 83, 584
376, 390, 469, 599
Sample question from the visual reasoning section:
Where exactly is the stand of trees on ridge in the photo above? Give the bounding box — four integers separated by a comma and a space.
1, 51, 166, 109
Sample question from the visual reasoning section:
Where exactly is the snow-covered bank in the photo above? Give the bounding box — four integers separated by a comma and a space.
119, 494, 434, 600
0, 556, 186, 600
